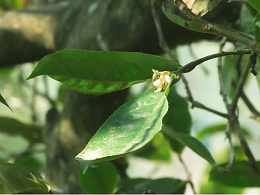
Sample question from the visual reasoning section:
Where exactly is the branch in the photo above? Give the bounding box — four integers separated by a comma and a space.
177, 50, 252, 74
171, 0, 259, 53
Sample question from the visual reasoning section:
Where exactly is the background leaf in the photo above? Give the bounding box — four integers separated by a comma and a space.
0, 94, 13, 112
0, 117, 42, 142
27, 50, 181, 94
116, 178, 187, 194
78, 163, 118, 194
75, 90, 168, 173
163, 126, 217, 167
0, 163, 49, 194
163, 87, 191, 153
210, 161, 259, 188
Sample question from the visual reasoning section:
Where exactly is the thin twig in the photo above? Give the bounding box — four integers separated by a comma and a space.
182, 75, 228, 118
170, 0, 259, 53
151, 0, 178, 61
178, 155, 197, 194
217, 38, 236, 169
177, 50, 252, 74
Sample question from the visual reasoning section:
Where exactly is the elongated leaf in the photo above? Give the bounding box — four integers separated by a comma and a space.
0, 94, 13, 112
0, 163, 49, 194
75, 90, 168, 173
163, 87, 191, 154
78, 163, 118, 194
27, 50, 181, 94
163, 126, 217, 167
117, 178, 186, 194
210, 161, 259, 187
0, 117, 42, 142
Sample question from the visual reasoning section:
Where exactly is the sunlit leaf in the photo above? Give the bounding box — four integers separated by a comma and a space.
163, 126, 217, 167
210, 161, 259, 187
179, 0, 221, 16
75, 90, 168, 173
76, 91, 168, 172
27, 50, 181, 94
0, 163, 49, 194
78, 163, 118, 194
116, 178, 187, 194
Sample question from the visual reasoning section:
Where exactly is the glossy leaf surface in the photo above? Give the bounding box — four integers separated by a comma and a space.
75, 90, 168, 173
78, 163, 118, 194
0, 163, 49, 194
28, 50, 181, 94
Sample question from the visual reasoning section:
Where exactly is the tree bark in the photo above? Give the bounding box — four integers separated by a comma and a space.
0, 0, 241, 193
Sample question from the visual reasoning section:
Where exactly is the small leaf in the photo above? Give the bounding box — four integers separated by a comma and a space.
163, 126, 217, 167
210, 161, 259, 187
0, 94, 13, 112
0, 163, 49, 194
27, 50, 181, 94
78, 163, 118, 194
75, 90, 168, 173
117, 178, 187, 194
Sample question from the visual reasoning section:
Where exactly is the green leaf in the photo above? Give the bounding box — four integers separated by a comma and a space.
197, 123, 251, 140
0, 117, 42, 142
247, 0, 259, 11
163, 126, 217, 167
75, 90, 168, 173
163, 87, 191, 154
133, 131, 172, 163
78, 163, 118, 194
27, 50, 181, 94
0, 94, 13, 112
210, 161, 259, 187
117, 178, 186, 194
162, 6, 210, 34
0, 163, 49, 194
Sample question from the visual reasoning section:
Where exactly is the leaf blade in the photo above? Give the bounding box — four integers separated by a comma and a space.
75, 90, 168, 173
27, 50, 181, 94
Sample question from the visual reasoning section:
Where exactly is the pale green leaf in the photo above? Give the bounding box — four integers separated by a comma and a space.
75, 90, 168, 173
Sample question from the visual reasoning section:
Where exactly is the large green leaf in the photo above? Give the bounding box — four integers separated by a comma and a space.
78, 163, 118, 194
27, 50, 181, 94
210, 161, 259, 187
0, 117, 42, 142
0, 163, 49, 194
163, 126, 217, 167
163, 87, 191, 154
116, 178, 186, 194
0, 94, 13, 112
75, 90, 168, 173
